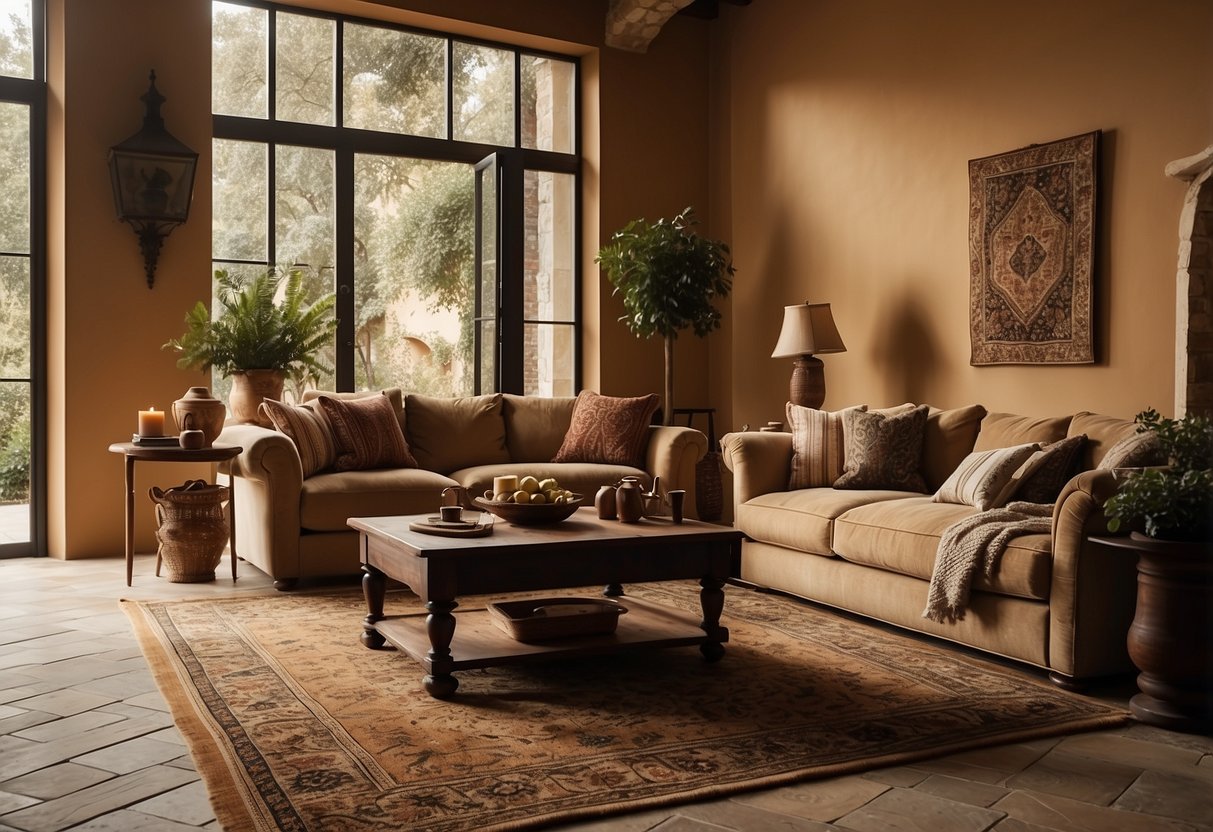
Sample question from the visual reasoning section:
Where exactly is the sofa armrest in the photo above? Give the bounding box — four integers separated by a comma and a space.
719, 431, 793, 515
217, 423, 305, 583
644, 425, 708, 517
1047, 468, 1138, 679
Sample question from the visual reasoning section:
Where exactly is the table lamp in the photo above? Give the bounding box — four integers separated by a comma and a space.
770, 302, 846, 409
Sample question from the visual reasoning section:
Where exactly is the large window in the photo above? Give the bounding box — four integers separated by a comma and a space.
0, 0, 44, 557
211, 1, 579, 398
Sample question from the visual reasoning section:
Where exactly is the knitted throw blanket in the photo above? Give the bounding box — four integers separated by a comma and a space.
923, 501, 1054, 624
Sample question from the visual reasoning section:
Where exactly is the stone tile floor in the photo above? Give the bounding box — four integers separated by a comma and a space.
0, 554, 1209, 831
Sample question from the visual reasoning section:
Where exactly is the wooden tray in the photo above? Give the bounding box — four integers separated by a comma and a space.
488, 597, 627, 642
408, 516, 494, 538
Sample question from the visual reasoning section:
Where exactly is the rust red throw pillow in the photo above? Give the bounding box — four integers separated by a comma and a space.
317, 393, 418, 472
552, 391, 660, 467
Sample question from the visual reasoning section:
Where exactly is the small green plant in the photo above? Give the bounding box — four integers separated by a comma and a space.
164, 267, 338, 380
1105, 409, 1213, 542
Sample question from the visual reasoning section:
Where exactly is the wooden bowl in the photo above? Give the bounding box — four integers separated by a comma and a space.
472, 494, 584, 525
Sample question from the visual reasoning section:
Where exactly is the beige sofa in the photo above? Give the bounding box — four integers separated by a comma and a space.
218, 391, 707, 589
721, 406, 1149, 688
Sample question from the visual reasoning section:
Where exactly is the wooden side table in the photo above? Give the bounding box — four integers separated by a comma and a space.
107, 442, 243, 586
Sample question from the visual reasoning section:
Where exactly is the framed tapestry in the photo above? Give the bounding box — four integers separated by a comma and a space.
968, 131, 1098, 365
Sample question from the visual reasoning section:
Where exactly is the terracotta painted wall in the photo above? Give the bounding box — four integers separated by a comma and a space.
47, 0, 715, 557
712, 0, 1213, 435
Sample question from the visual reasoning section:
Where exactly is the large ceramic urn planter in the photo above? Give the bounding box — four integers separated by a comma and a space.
228, 370, 285, 427
1120, 532, 1213, 732
171, 387, 226, 447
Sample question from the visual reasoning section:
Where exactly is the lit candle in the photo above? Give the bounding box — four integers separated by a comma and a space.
138, 407, 165, 437
492, 475, 518, 496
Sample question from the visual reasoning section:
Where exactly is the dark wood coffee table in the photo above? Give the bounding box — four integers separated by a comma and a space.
349, 509, 744, 698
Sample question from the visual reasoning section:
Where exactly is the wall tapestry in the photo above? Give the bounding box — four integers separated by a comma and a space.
968, 131, 1098, 365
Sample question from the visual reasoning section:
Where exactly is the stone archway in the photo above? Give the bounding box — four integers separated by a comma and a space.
1167, 146, 1213, 417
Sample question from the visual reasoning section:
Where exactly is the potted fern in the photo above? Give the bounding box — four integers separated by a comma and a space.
164, 267, 337, 425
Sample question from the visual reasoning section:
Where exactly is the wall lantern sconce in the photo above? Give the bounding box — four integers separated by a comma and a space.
107, 71, 198, 289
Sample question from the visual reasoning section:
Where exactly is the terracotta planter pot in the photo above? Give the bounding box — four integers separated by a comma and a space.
1125, 532, 1213, 732
229, 370, 285, 427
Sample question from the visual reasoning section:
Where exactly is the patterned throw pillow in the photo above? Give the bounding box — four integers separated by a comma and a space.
1013, 434, 1087, 504
834, 405, 930, 492
258, 399, 337, 478
932, 443, 1040, 511
552, 390, 660, 467
317, 393, 418, 472
787, 403, 866, 489
1098, 430, 1166, 469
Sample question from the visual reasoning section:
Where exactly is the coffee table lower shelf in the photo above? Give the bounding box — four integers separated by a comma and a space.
371, 595, 727, 686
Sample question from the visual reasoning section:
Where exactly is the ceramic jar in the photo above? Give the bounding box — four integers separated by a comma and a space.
595, 484, 618, 520
172, 387, 226, 447
150, 479, 229, 583
615, 477, 644, 524
228, 370, 285, 427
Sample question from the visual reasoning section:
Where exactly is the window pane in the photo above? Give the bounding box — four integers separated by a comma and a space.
521, 55, 574, 153
0, 0, 33, 79
525, 324, 574, 396
276, 12, 334, 126
212, 1, 267, 118
344, 24, 445, 138
355, 155, 473, 396
0, 102, 29, 253
525, 170, 575, 322
0, 382, 30, 520
0, 256, 29, 377
212, 139, 267, 262
275, 145, 334, 272
453, 42, 514, 146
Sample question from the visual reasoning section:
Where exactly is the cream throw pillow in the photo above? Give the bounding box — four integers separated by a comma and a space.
932, 443, 1040, 511
787, 403, 866, 489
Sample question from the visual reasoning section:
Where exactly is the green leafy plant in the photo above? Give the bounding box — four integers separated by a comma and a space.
164, 267, 338, 381
595, 207, 734, 424
1105, 409, 1213, 542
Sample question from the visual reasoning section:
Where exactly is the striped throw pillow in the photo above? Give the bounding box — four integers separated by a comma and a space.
318, 393, 419, 472
932, 443, 1040, 511
259, 399, 337, 478
787, 403, 866, 489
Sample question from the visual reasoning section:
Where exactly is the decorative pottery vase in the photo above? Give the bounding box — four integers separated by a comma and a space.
150, 479, 229, 583
228, 370, 285, 427
595, 484, 618, 520
615, 477, 644, 524
1125, 532, 1213, 732
172, 387, 226, 447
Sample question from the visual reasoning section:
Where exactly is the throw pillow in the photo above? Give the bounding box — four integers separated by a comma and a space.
1098, 430, 1166, 469
931, 443, 1040, 511
1012, 434, 1087, 504
258, 399, 337, 478
552, 390, 660, 467
834, 404, 930, 492
786, 403, 866, 489
317, 393, 418, 472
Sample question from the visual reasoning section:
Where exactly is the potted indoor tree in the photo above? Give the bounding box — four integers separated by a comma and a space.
164, 267, 338, 426
595, 207, 734, 426
1103, 408, 1213, 731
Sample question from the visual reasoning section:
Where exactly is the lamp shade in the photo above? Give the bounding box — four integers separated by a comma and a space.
770, 302, 846, 358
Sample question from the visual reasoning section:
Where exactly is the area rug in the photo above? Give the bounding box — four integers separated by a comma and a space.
122, 582, 1127, 831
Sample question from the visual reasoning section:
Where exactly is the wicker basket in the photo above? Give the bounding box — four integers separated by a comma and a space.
150, 479, 229, 583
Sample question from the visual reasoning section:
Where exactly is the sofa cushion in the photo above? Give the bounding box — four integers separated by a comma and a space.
258, 399, 336, 478
552, 390, 659, 467
833, 497, 1052, 601
405, 393, 508, 474
932, 443, 1039, 511
1067, 412, 1164, 470
318, 393, 419, 472
503, 394, 577, 462
786, 403, 865, 489
453, 462, 648, 505
974, 412, 1071, 452
736, 489, 916, 557
1012, 435, 1087, 504
300, 468, 459, 531
922, 405, 987, 490
302, 388, 404, 432
835, 405, 929, 492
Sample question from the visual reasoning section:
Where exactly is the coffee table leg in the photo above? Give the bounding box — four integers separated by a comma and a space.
361, 564, 387, 649
699, 576, 726, 662
424, 600, 459, 699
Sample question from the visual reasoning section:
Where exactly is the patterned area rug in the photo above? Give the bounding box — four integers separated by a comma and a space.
123, 582, 1127, 831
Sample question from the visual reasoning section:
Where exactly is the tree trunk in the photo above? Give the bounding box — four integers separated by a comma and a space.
664, 335, 675, 425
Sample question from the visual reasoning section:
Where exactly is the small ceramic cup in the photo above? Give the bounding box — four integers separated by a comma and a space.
179, 429, 205, 450
667, 489, 686, 524
439, 505, 463, 523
